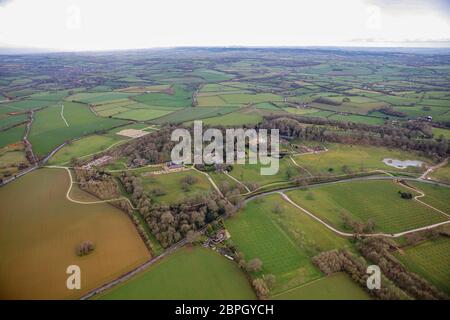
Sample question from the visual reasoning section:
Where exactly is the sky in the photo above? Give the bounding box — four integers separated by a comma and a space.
0, 0, 449, 51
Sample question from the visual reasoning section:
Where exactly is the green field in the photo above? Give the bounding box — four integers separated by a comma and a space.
220, 93, 283, 105
140, 169, 214, 203
226, 194, 339, 294
329, 113, 386, 125
408, 181, 450, 214
199, 110, 263, 126
294, 143, 430, 176
286, 180, 448, 234
191, 69, 234, 82
48, 134, 126, 165
0, 144, 29, 180
0, 113, 28, 130
151, 107, 236, 124
395, 237, 450, 295
267, 194, 349, 254
209, 171, 241, 191
29, 102, 125, 157
430, 163, 450, 184
66, 92, 138, 104
432, 127, 450, 139
273, 272, 372, 300
28, 90, 72, 102
99, 247, 256, 300
228, 157, 307, 188
112, 108, 173, 121
0, 99, 55, 113
133, 85, 192, 108
0, 125, 25, 149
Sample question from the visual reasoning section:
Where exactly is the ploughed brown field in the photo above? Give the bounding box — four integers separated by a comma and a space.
0, 168, 150, 299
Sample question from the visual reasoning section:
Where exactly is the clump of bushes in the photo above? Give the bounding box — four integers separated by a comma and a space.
76, 241, 95, 256
398, 191, 413, 199
180, 175, 198, 192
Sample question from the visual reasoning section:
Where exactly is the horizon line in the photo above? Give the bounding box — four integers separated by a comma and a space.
1, 44, 450, 55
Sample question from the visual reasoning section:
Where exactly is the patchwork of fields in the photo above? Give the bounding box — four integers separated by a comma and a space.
0, 48, 449, 301
29, 102, 126, 157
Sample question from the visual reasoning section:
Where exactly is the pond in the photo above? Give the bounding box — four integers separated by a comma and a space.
382, 158, 424, 169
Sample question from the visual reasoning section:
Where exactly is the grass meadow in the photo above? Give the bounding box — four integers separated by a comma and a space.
395, 237, 450, 295
272, 272, 372, 300
285, 180, 448, 234
98, 247, 256, 300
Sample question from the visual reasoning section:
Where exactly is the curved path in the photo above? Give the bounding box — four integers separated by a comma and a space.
46, 166, 137, 209
191, 166, 224, 197
398, 180, 450, 218
289, 155, 313, 177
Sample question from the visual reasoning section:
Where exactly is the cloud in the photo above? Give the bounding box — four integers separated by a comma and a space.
0, 0, 449, 50
368, 0, 450, 16
0, 0, 13, 6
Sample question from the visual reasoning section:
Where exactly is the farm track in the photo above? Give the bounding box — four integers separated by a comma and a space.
224, 170, 251, 193
60, 104, 69, 127
289, 155, 313, 177
191, 166, 224, 197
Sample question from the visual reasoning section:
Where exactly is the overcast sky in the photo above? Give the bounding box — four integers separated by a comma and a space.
0, 0, 449, 51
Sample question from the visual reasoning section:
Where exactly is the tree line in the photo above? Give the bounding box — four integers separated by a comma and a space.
357, 237, 447, 300
260, 115, 449, 159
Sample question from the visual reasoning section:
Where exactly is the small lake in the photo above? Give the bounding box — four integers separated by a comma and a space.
382, 158, 424, 169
